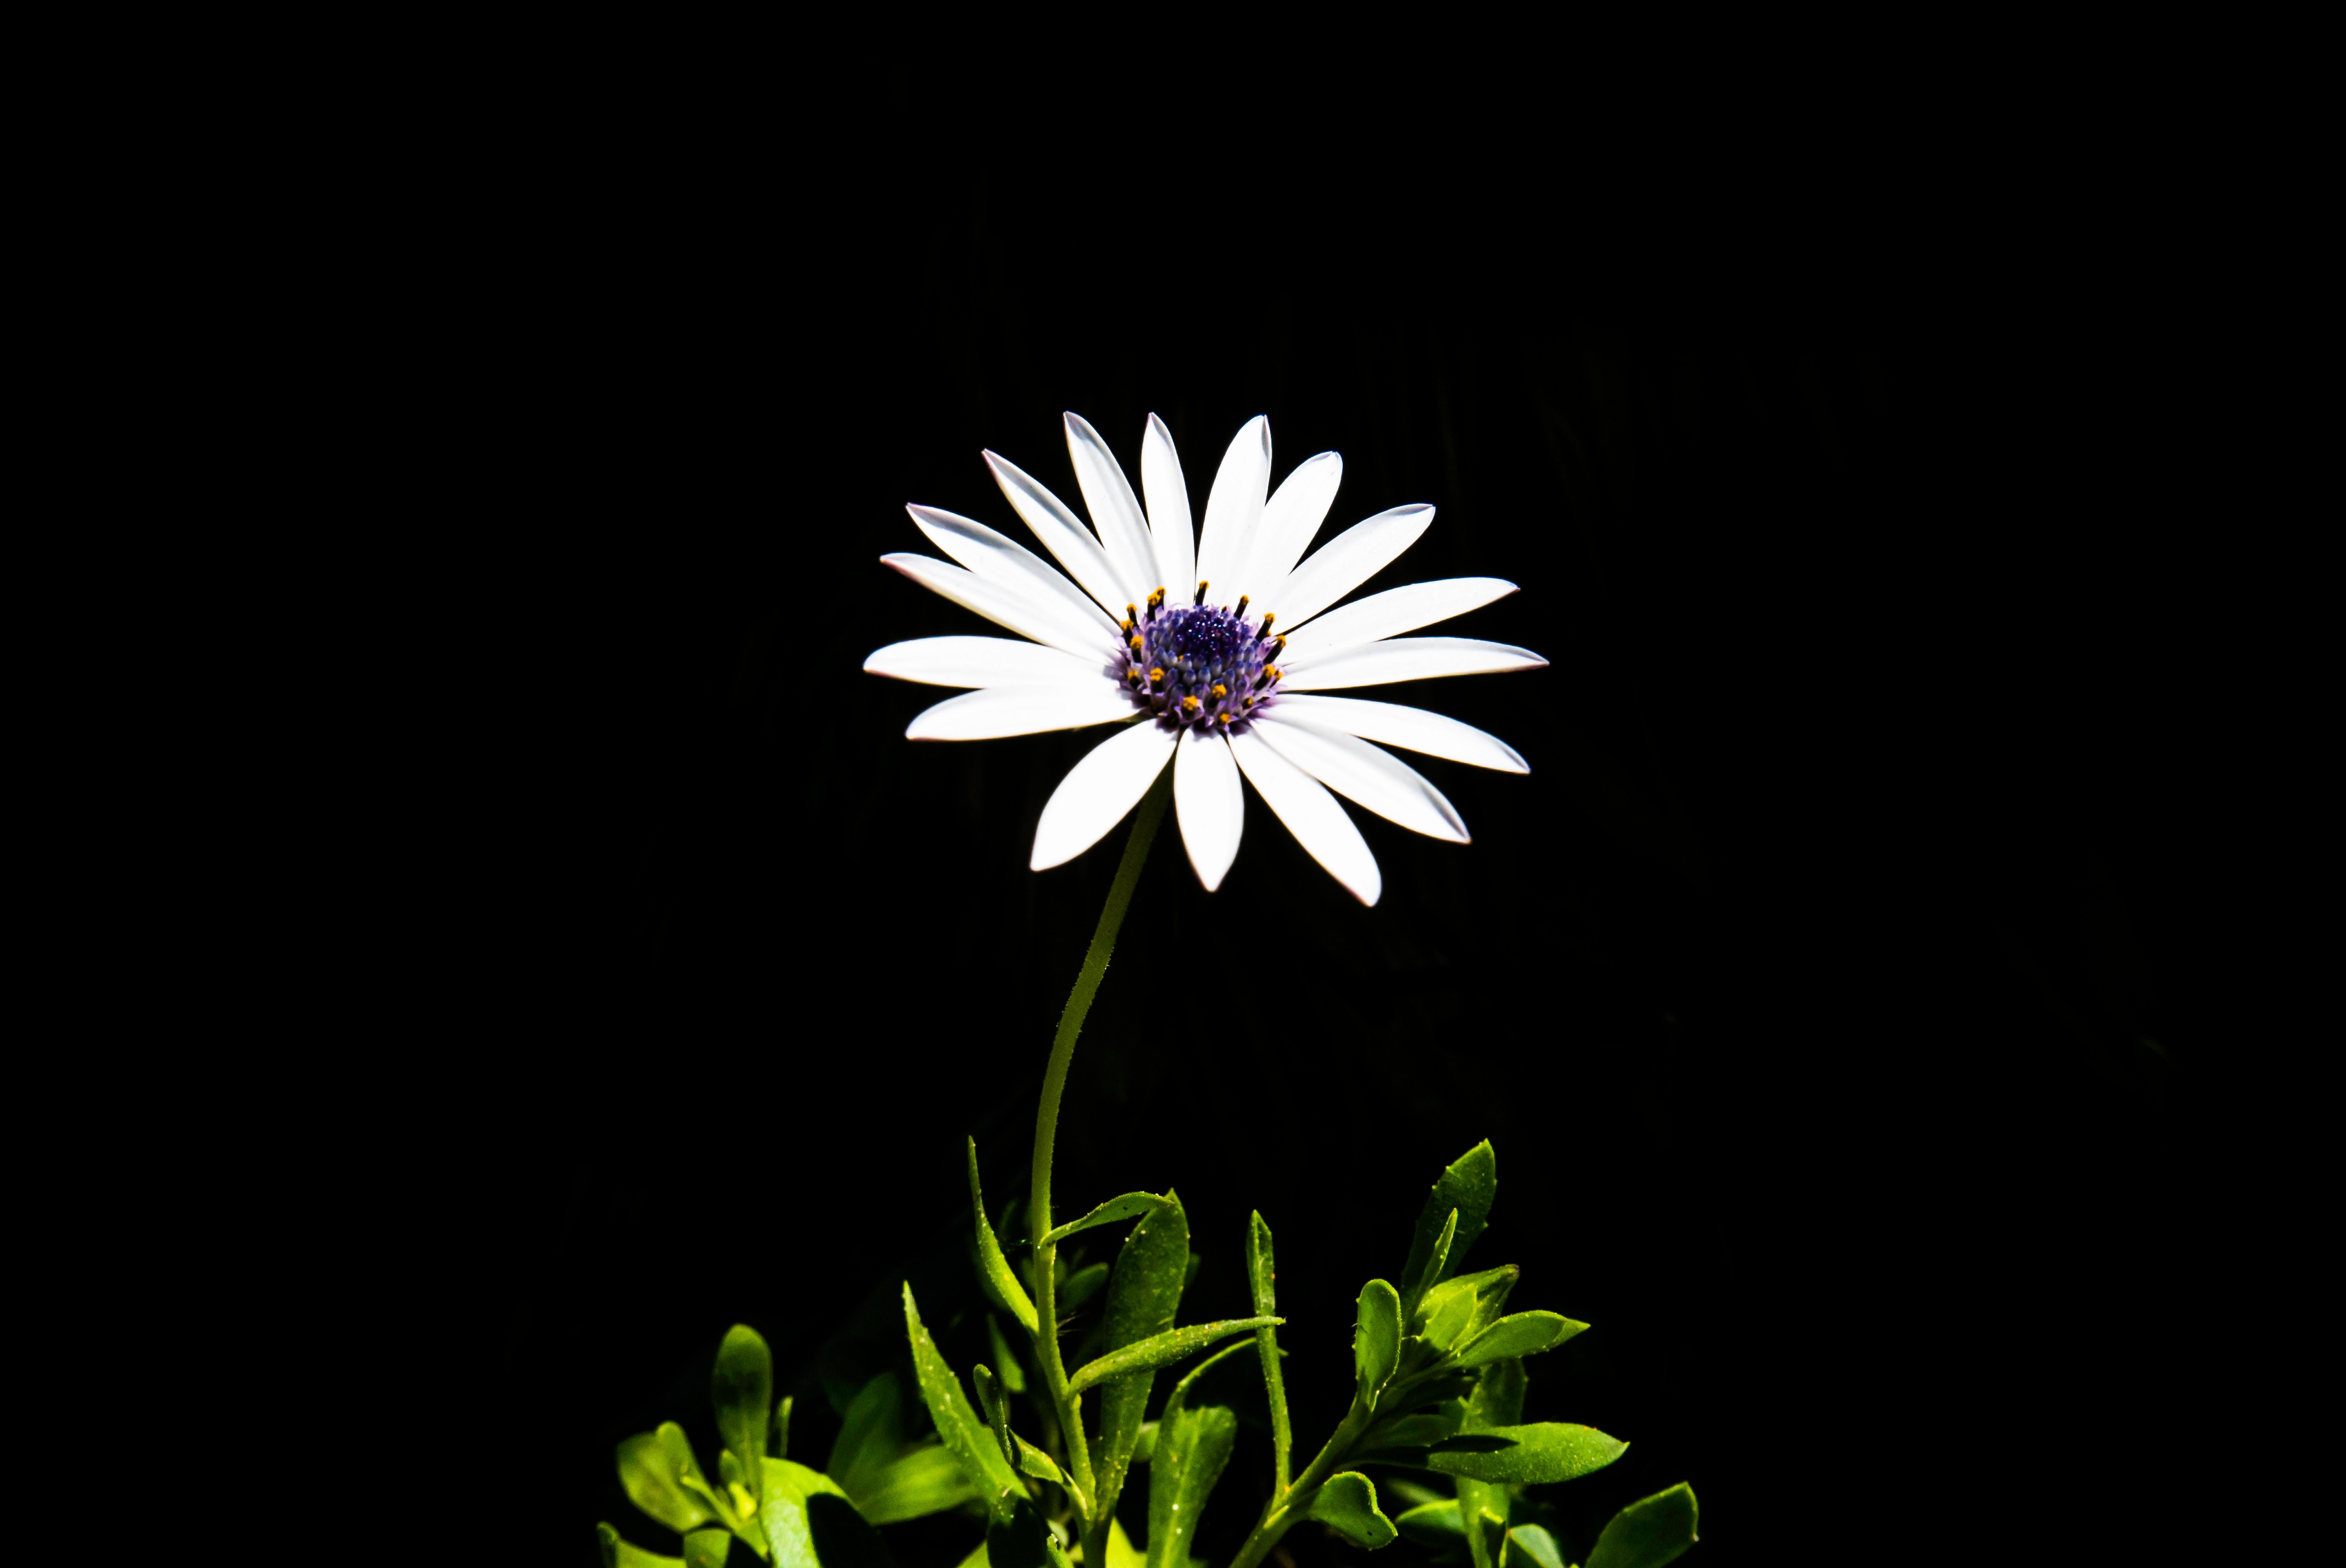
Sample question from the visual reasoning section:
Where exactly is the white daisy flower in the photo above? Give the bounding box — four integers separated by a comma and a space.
864, 413, 1546, 905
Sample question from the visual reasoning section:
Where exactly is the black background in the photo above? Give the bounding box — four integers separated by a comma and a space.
461, 148, 2213, 1565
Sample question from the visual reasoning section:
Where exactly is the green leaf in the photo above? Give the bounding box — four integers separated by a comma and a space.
969, 1139, 1040, 1335
1455, 1267, 1521, 1342
902, 1282, 1025, 1524
1417, 1272, 1478, 1352
1504, 1525, 1565, 1568
1065, 1318, 1283, 1397
714, 1327, 774, 1501
974, 1363, 1016, 1466
1426, 1424, 1628, 1486
599, 1522, 685, 1568
1308, 1471, 1398, 1549
1585, 1482, 1699, 1568
1146, 1404, 1237, 1568
761, 1458, 896, 1568
986, 1315, 1028, 1396
716, 1448, 768, 1550
618, 1424, 719, 1534
1405, 1209, 1459, 1322
1395, 1499, 1465, 1548
773, 1395, 794, 1463
1453, 1314, 1585, 1369
828, 1371, 906, 1502
1012, 1433, 1073, 1491
1399, 1142, 1497, 1318
1355, 1279, 1402, 1402
857, 1446, 981, 1526
1042, 1191, 1166, 1246
1359, 1410, 1462, 1450
1378, 1371, 1476, 1416
684, 1531, 736, 1568
1247, 1210, 1292, 1490
1093, 1194, 1189, 1536
986, 1497, 1073, 1568
1104, 1517, 1144, 1568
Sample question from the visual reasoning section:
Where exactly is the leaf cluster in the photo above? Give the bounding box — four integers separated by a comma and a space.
597, 1142, 1697, 1568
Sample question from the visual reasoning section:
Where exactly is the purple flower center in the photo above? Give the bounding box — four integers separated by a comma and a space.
1116, 587, 1286, 733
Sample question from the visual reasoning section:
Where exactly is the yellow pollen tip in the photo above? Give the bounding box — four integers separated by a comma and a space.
1181, 695, 1199, 712
1265, 665, 1281, 682
1149, 667, 1164, 684
1217, 712, 1231, 725
1211, 684, 1227, 698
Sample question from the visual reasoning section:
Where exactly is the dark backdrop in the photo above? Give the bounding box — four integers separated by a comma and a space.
462, 161, 2207, 1564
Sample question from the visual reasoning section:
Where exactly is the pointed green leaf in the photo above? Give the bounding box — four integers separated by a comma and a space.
1065, 1317, 1283, 1397
1379, 1371, 1477, 1416
969, 1139, 1040, 1334
974, 1364, 1016, 1467
1246, 1210, 1293, 1490
1355, 1279, 1402, 1401
1585, 1482, 1699, 1568
1166, 1339, 1258, 1411
1426, 1424, 1628, 1485
1013, 1432, 1074, 1490
1146, 1404, 1237, 1568
1400, 1142, 1497, 1317
716, 1449, 767, 1553
857, 1445, 982, 1526
828, 1371, 906, 1502
713, 1326, 774, 1500
1104, 1517, 1144, 1568
986, 1315, 1028, 1396
1504, 1525, 1565, 1568
903, 1283, 1024, 1524
1454, 1313, 1585, 1369
1457, 1266, 1521, 1342
599, 1523, 686, 1568
773, 1395, 793, 1464
1042, 1191, 1166, 1246
618, 1424, 719, 1534
1395, 1499, 1466, 1548
1093, 1194, 1189, 1535
1417, 1271, 1481, 1352
1359, 1410, 1464, 1451
1404, 1208, 1459, 1321
1307, 1471, 1398, 1549
684, 1530, 736, 1568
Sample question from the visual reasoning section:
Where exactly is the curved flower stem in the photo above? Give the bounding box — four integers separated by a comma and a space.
1029, 763, 1174, 1516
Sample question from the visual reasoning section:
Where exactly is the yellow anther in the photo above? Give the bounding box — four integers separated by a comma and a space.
1130, 635, 1144, 653
1211, 684, 1228, 699
1264, 665, 1282, 682
1234, 595, 1250, 618
1181, 694, 1200, 713
1217, 712, 1232, 725
1148, 667, 1165, 685
1260, 612, 1276, 635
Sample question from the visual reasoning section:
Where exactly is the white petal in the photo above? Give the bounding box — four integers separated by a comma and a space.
908, 505, 1122, 638
1063, 413, 1159, 612
1228, 725, 1381, 905
1278, 578, 1519, 665
906, 685, 1137, 741
1277, 636, 1548, 691
1238, 452, 1342, 606
1172, 727, 1244, 891
1266, 694, 1529, 772
1252, 713, 1469, 842
1273, 505, 1435, 630
1141, 413, 1194, 596
864, 635, 1109, 688
1030, 718, 1179, 871
985, 450, 1140, 615
1192, 415, 1270, 603
881, 554, 1122, 661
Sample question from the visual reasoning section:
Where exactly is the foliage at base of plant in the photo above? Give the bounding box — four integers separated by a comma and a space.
598, 1143, 1697, 1568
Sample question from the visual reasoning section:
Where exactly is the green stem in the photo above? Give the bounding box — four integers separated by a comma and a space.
1029, 764, 1172, 1516
1228, 1397, 1376, 1568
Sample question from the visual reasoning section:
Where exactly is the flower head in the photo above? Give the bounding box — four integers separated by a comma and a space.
865, 413, 1544, 905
